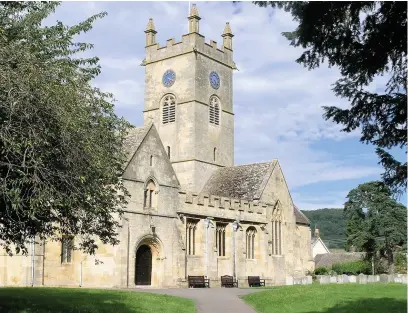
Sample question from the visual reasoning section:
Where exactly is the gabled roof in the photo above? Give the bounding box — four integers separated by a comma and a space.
312, 237, 330, 253
201, 160, 277, 200
122, 124, 152, 168
294, 206, 310, 225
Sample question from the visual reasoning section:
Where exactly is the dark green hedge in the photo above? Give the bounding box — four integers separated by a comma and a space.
332, 260, 371, 275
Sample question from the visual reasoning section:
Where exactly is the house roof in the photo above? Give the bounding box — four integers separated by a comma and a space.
294, 206, 310, 225
122, 124, 152, 167
201, 160, 277, 200
314, 252, 365, 268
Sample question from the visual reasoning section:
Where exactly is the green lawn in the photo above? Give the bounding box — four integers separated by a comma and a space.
242, 283, 407, 313
0, 287, 196, 313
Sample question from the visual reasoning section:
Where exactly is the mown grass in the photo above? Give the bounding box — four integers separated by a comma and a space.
0, 287, 196, 313
242, 283, 407, 313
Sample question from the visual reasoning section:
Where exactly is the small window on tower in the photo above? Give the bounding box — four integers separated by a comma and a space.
167, 146, 171, 159
162, 94, 176, 124
213, 147, 217, 162
150, 155, 153, 166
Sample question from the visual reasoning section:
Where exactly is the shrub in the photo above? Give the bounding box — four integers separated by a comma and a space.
332, 260, 371, 275
395, 252, 407, 274
314, 267, 329, 275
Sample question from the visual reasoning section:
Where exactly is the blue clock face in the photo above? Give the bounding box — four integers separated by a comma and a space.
162, 69, 176, 87
209, 71, 220, 89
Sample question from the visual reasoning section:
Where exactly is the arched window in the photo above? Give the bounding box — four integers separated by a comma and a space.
246, 226, 257, 259
215, 222, 226, 256
167, 146, 171, 159
162, 94, 176, 124
209, 96, 220, 125
144, 180, 156, 208
213, 147, 217, 162
272, 220, 283, 255
186, 219, 198, 255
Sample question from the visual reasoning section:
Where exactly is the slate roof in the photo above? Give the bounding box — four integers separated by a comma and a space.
201, 160, 277, 200
314, 252, 365, 268
294, 206, 310, 225
122, 124, 151, 166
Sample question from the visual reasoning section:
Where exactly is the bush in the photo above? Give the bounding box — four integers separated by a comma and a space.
332, 260, 371, 275
314, 267, 329, 275
395, 252, 407, 274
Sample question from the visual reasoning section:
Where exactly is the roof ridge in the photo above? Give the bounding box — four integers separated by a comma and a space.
224, 159, 278, 169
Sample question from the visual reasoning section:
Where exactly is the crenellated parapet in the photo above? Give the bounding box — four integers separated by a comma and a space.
142, 4, 236, 70
178, 190, 274, 224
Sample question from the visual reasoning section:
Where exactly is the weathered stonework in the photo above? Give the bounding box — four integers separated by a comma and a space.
0, 5, 314, 288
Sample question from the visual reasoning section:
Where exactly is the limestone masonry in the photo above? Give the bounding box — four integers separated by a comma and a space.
0, 4, 314, 288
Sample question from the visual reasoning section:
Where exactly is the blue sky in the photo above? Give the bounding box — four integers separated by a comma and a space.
44, 1, 406, 210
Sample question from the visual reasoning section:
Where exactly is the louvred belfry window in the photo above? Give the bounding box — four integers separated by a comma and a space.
162, 94, 176, 124
209, 96, 220, 125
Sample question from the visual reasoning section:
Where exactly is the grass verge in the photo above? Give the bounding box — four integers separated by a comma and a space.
0, 287, 196, 313
242, 283, 407, 313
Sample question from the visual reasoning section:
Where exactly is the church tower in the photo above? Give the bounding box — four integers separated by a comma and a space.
142, 4, 236, 192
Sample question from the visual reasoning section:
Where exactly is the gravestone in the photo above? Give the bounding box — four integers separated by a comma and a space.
402, 275, 407, 284
342, 274, 349, 283
294, 277, 302, 285
375, 275, 380, 282
367, 275, 375, 283
306, 276, 313, 285
337, 275, 344, 284
358, 274, 367, 284
330, 276, 337, 283
319, 276, 330, 284
394, 275, 402, 283
286, 277, 294, 285
349, 275, 357, 283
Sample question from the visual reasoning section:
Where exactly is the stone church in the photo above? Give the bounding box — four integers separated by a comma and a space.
0, 5, 314, 288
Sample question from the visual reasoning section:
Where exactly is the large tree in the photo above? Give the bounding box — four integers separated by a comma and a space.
254, 1, 407, 196
0, 2, 131, 255
344, 181, 407, 273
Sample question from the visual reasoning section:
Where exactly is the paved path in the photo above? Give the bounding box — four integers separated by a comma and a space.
133, 288, 263, 313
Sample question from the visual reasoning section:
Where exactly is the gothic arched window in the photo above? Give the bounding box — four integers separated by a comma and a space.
209, 96, 220, 125
162, 94, 176, 124
246, 226, 257, 259
144, 180, 156, 208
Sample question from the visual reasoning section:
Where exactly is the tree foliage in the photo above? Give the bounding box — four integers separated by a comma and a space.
254, 1, 407, 195
301, 208, 346, 249
0, 2, 131, 255
344, 181, 407, 273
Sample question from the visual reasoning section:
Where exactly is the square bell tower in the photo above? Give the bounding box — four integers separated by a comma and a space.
141, 4, 237, 192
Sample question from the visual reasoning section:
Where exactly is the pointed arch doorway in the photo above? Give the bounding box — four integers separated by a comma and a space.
135, 245, 152, 285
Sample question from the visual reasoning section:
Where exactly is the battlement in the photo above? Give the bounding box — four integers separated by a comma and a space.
178, 190, 274, 223
144, 32, 234, 69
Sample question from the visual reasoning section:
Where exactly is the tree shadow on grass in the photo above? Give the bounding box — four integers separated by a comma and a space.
0, 287, 193, 313
305, 298, 407, 313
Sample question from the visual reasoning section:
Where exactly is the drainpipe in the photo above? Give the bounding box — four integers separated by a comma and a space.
31, 239, 35, 287
232, 221, 239, 280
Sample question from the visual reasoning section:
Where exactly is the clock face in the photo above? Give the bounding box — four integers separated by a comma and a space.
162, 69, 176, 87
209, 71, 220, 89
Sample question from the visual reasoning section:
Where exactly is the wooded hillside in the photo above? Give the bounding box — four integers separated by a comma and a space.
301, 209, 347, 249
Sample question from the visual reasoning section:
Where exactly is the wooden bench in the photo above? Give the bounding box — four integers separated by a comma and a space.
248, 276, 265, 287
221, 275, 238, 288
188, 275, 210, 288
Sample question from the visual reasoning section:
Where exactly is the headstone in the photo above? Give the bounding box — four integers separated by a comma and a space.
343, 274, 349, 283
394, 276, 402, 283
330, 276, 337, 283
375, 275, 380, 282
402, 275, 407, 284
379, 274, 390, 283
293, 277, 302, 285
319, 275, 330, 284
306, 276, 313, 285
337, 275, 344, 284
358, 274, 367, 284
349, 275, 356, 283
367, 275, 375, 283
286, 276, 294, 285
